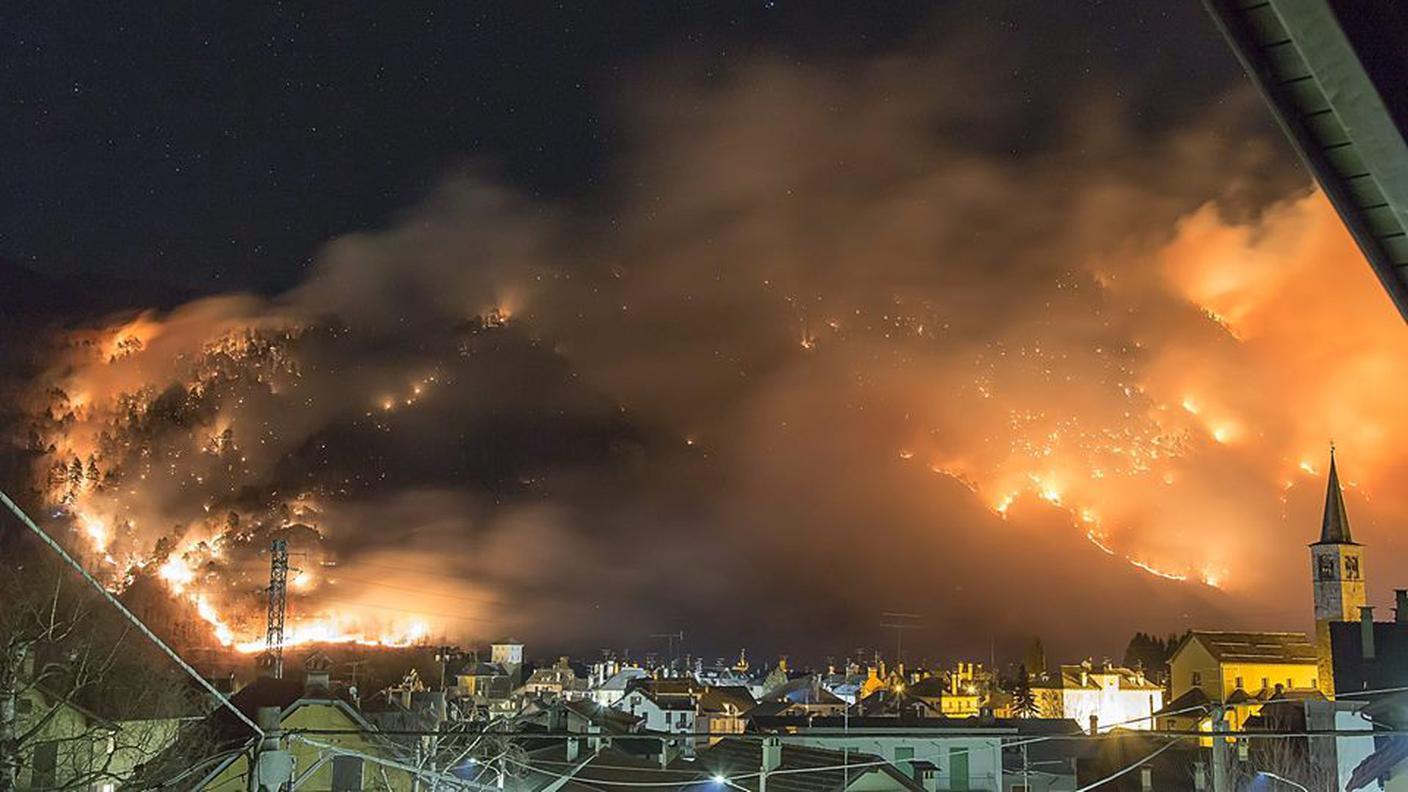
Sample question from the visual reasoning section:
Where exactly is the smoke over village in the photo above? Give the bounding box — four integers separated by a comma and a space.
8, 44, 1408, 665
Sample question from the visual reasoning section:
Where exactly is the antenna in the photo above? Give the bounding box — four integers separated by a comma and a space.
880, 612, 923, 667
650, 631, 685, 666
264, 538, 289, 678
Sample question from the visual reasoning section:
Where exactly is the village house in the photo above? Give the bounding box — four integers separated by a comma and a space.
1159, 630, 1322, 732
1030, 660, 1164, 732
174, 655, 416, 791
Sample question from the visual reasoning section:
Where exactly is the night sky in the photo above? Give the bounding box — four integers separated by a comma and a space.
16, 3, 1408, 666
4, 2, 1243, 292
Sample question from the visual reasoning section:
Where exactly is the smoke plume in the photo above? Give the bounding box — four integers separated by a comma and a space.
16, 43, 1408, 663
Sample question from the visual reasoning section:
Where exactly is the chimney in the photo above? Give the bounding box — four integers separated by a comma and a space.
1396, 590, 1408, 623
762, 735, 782, 773
256, 705, 282, 734
1089, 714, 1100, 735
1361, 606, 1376, 660
566, 736, 581, 762
659, 738, 674, 769
304, 651, 333, 696
256, 651, 279, 679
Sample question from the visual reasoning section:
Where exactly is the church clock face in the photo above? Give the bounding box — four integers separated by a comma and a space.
1345, 555, 1361, 580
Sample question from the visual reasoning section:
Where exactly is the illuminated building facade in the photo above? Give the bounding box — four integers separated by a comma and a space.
1164, 631, 1321, 731
1031, 660, 1164, 732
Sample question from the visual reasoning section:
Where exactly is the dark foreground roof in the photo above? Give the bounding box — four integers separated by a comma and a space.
1331, 620, 1408, 697
1205, 0, 1408, 320
696, 737, 927, 792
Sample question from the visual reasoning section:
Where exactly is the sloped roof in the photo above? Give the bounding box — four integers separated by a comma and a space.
697, 737, 927, 792
560, 699, 642, 733
1045, 664, 1162, 691
905, 676, 947, 699
1182, 631, 1317, 664
517, 744, 706, 791
1330, 620, 1408, 696
1205, 0, 1408, 321
768, 676, 846, 706
1349, 736, 1408, 791
699, 685, 756, 715
855, 689, 942, 718
597, 668, 650, 691
631, 688, 696, 711
1153, 687, 1211, 718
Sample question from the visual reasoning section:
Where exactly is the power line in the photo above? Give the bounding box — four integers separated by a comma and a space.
1073, 737, 1178, 792
284, 726, 1408, 740
0, 489, 264, 739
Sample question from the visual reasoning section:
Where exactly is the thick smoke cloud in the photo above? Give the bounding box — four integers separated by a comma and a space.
19, 42, 1408, 664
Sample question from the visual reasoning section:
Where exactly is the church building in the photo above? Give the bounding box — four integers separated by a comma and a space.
1312, 449, 1408, 700
1312, 447, 1366, 697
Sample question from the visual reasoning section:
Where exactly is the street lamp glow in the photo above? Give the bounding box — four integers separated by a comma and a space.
1258, 771, 1310, 792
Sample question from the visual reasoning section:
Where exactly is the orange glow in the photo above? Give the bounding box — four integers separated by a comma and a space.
100, 314, 162, 362
157, 555, 195, 594
80, 515, 109, 554
234, 617, 430, 653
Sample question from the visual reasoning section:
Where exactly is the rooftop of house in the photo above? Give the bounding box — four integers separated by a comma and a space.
904, 676, 947, 699
1154, 687, 1212, 718
1039, 663, 1161, 691
516, 743, 705, 791
699, 685, 757, 714
747, 713, 1018, 733
1330, 619, 1408, 695
619, 687, 697, 711
695, 737, 928, 792
1349, 736, 1408, 792
596, 668, 650, 690
1180, 631, 1318, 664
766, 676, 847, 706
854, 689, 942, 718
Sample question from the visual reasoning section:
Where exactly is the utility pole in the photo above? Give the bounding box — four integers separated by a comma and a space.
264, 538, 289, 679
760, 736, 780, 792
1211, 705, 1232, 792
879, 612, 922, 667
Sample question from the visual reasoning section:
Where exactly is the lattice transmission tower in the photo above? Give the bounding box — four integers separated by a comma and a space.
264, 538, 289, 679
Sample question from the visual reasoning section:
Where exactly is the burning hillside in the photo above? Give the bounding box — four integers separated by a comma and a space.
10, 46, 1408, 660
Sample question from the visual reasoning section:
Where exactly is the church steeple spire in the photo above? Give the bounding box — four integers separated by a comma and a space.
1310, 443, 1367, 697
1318, 444, 1355, 545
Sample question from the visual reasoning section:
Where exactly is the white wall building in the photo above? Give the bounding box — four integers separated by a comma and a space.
1033, 661, 1163, 732
611, 689, 696, 734
588, 667, 649, 707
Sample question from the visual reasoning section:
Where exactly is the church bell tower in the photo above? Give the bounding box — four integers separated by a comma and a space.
1311, 446, 1364, 695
